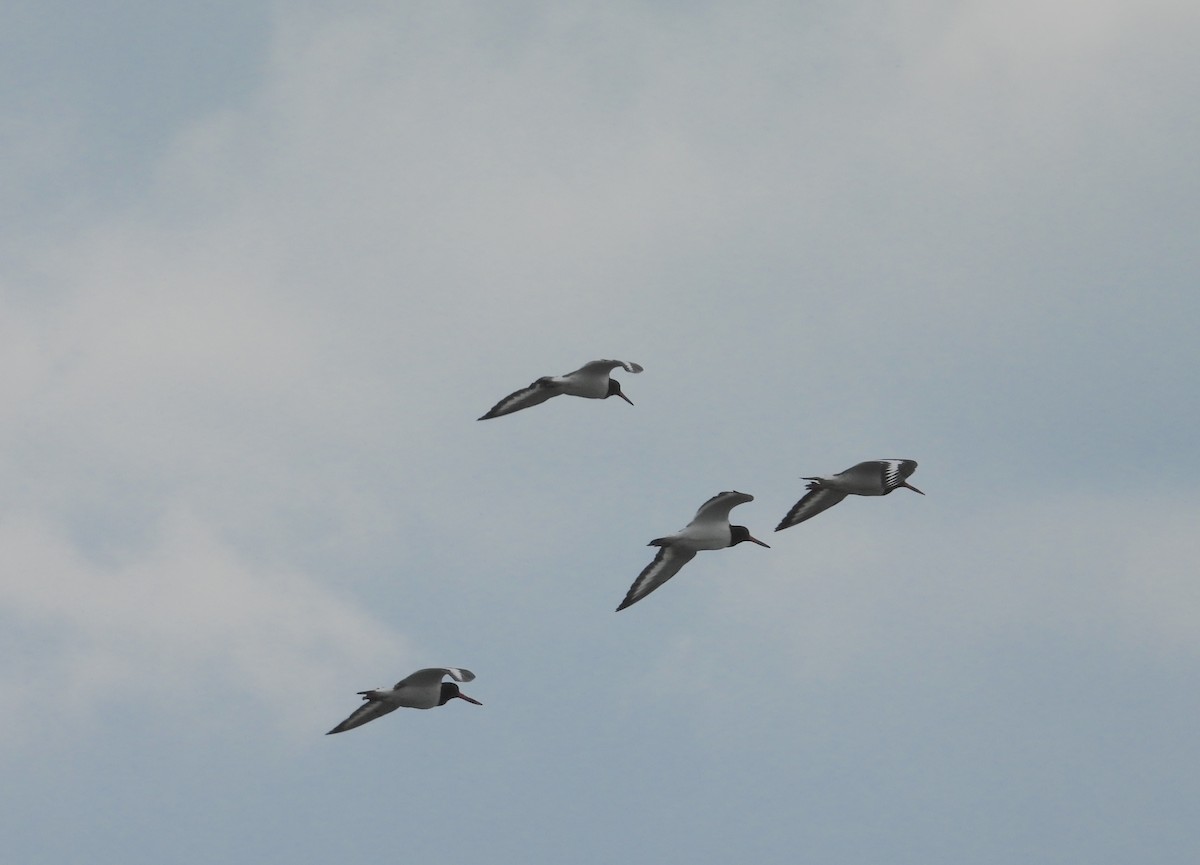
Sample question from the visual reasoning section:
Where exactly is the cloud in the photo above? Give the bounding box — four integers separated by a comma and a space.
706, 491, 1200, 686
0, 509, 408, 747
2, 0, 1197, 759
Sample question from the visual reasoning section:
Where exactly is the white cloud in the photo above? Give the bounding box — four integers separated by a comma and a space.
1115, 508, 1200, 654
0, 0, 1196, 764
2, 3, 1199, 862
706, 492, 1200, 684
0, 509, 408, 747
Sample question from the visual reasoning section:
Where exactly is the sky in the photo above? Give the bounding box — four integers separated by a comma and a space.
2, 1, 1199, 862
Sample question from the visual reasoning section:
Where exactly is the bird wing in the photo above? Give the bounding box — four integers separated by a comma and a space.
393, 667, 476, 689
616, 545, 697, 611
478, 379, 560, 419
774, 487, 849, 531
834, 459, 918, 490
879, 459, 919, 490
576, 359, 644, 375
325, 697, 400, 735
833, 461, 886, 484
688, 490, 754, 526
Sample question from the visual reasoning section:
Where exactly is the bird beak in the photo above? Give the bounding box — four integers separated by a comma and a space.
903, 482, 925, 495
747, 534, 771, 548
455, 692, 483, 706
616, 391, 635, 406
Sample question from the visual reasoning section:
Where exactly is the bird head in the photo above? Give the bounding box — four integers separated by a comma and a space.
730, 525, 770, 548
439, 682, 483, 706
606, 378, 635, 405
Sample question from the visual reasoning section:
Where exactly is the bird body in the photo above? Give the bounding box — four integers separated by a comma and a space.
775, 459, 923, 531
617, 491, 769, 611
326, 667, 481, 735
478, 359, 643, 420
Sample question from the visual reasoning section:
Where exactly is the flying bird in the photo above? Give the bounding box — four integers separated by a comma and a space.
775, 459, 923, 531
326, 667, 481, 735
617, 491, 770, 611
478, 359, 644, 420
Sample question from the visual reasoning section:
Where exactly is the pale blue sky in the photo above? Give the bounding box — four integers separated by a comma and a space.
3, 2, 1199, 863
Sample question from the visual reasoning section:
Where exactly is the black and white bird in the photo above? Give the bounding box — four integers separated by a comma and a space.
617, 491, 770, 612
478, 359, 644, 420
326, 667, 481, 735
775, 459, 923, 531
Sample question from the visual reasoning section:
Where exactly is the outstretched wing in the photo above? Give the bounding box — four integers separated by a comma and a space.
833, 459, 919, 491
878, 459, 919, 491
478, 379, 559, 420
326, 697, 400, 735
576, 359, 644, 375
775, 487, 848, 531
616, 545, 697, 611
689, 490, 754, 526
393, 667, 476, 689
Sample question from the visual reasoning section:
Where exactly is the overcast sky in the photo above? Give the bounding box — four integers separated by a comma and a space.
3, 2, 1199, 863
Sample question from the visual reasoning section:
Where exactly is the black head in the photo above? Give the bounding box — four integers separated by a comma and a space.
438, 682, 482, 706
730, 525, 770, 548
605, 378, 635, 405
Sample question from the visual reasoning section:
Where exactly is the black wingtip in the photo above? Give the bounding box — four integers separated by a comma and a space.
615, 592, 639, 612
